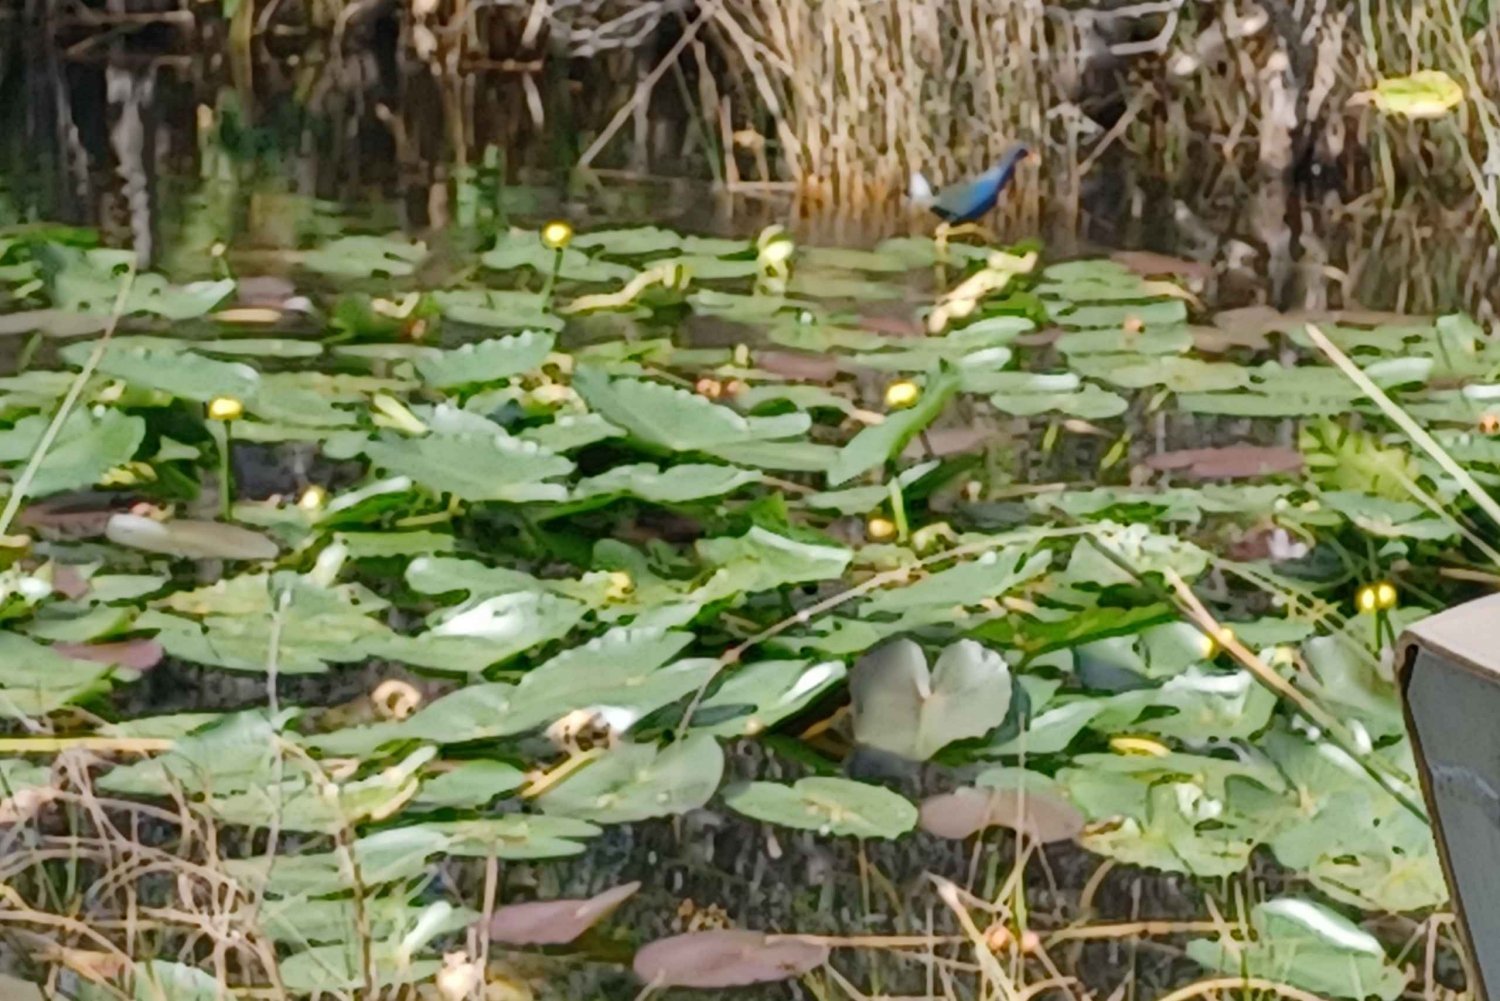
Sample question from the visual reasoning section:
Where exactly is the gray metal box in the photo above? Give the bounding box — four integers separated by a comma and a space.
1400, 594, 1500, 1001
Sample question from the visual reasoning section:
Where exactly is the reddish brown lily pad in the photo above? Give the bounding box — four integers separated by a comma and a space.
633, 930, 829, 988
919, 786, 1084, 843
1145, 445, 1303, 480
755, 350, 840, 383
53, 640, 164, 672
488, 882, 640, 946
1110, 250, 1213, 283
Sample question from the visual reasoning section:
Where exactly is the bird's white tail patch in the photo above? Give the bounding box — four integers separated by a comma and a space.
908, 171, 934, 206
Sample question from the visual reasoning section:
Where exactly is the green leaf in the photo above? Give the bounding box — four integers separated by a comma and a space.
694, 659, 847, 737
0, 409, 144, 496
1367, 70, 1464, 118
517, 412, 625, 452
401, 627, 697, 739
375, 591, 588, 674
572, 225, 684, 256
0, 633, 116, 718
826, 370, 959, 486
414, 331, 556, 388
60, 340, 260, 402
362, 432, 574, 502
850, 639, 1012, 761
413, 760, 527, 809
432, 289, 564, 331
1187, 897, 1408, 1000
989, 383, 1128, 419
696, 526, 852, 593
723, 777, 917, 839
50, 249, 233, 319
127, 960, 222, 1001
279, 943, 440, 993
573, 366, 809, 453
538, 734, 725, 823
482, 230, 635, 282
1072, 355, 1250, 393
301, 235, 427, 278
573, 463, 760, 503
224, 825, 451, 897
860, 547, 1051, 616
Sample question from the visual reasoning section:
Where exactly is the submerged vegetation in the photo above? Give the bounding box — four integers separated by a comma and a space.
0, 213, 1492, 998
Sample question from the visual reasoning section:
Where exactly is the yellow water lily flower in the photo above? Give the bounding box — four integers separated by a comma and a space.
297, 484, 328, 511
1356, 581, 1398, 613
207, 396, 244, 421
865, 515, 897, 542
1109, 735, 1170, 757
884, 380, 921, 409
604, 570, 635, 602
541, 220, 574, 250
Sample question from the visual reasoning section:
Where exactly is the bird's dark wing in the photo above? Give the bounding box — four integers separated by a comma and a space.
930, 170, 1001, 223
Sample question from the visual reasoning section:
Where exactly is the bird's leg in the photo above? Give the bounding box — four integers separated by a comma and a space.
942, 221, 999, 244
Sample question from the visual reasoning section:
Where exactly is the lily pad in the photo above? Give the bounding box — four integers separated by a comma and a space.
634, 930, 828, 988
850, 638, 1012, 761
723, 776, 917, 838
538, 734, 724, 823
1187, 897, 1408, 1000
488, 882, 641, 945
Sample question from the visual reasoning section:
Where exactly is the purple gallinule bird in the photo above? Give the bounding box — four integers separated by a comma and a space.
910, 143, 1032, 224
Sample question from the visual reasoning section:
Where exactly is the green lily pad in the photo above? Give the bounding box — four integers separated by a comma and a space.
850, 638, 1012, 761
538, 734, 724, 823
573, 366, 808, 453
301, 235, 427, 278
414, 331, 556, 388
1187, 897, 1408, 1000
723, 776, 917, 839
362, 431, 574, 503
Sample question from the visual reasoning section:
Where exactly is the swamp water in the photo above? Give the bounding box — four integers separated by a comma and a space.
0, 50, 1489, 1001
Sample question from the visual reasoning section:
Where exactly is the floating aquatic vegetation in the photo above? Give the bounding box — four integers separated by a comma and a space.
0, 219, 1478, 998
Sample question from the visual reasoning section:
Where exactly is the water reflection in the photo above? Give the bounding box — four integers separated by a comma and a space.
1, 10, 1496, 324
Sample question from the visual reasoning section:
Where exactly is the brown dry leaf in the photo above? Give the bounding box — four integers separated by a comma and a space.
900, 426, 995, 459
19, 492, 136, 540
1145, 445, 1303, 480
53, 640, 164, 672
1110, 250, 1214, 284
105, 514, 279, 561
488, 882, 641, 946
919, 786, 1084, 843
633, 930, 828, 987
754, 350, 840, 383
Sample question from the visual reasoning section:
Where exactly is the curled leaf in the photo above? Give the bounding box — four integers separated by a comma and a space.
487, 882, 640, 945
633, 930, 828, 988
105, 514, 279, 561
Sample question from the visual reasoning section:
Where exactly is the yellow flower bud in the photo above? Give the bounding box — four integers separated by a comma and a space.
207, 396, 243, 421
758, 236, 795, 266
1197, 626, 1234, 659
1109, 735, 1170, 757
605, 570, 635, 602
1375, 581, 1397, 610
1355, 584, 1379, 614
297, 485, 328, 511
865, 515, 897, 542
884, 380, 921, 409
541, 220, 574, 250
